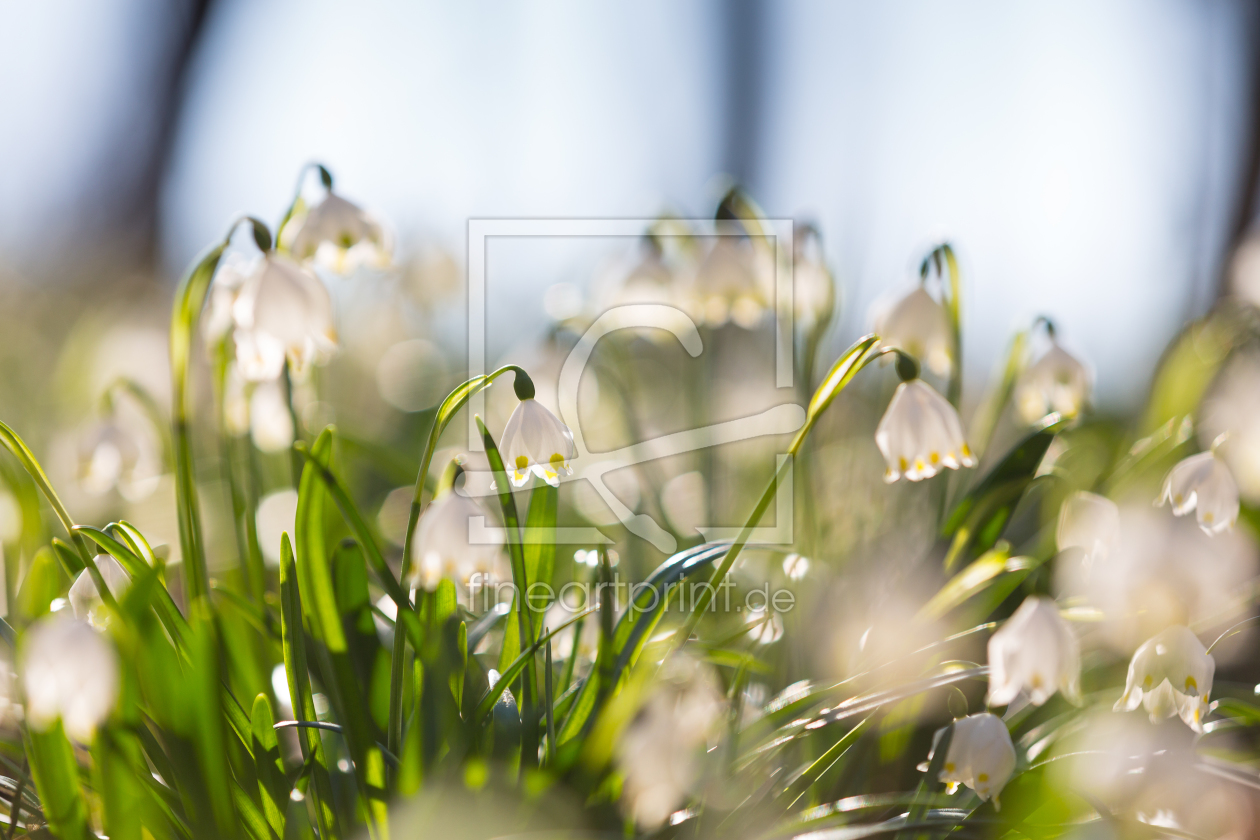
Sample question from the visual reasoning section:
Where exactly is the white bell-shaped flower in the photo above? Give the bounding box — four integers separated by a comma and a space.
501, 398, 577, 487
987, 595, 1080, 707
407, 491, 505, 591
231, 254, 337, 382
691, 237, 769, 329
249, 379, 295, 453
68, 555, 132, 630
21, 613, 120, 742
616, 653, 724, 829
1056, 491, 1120, 565
1159, 451, 1239, 535
929, 713, 1017, 808
77, 396, 163, 502
287, 193, 391, 274
874, 287, 953, 377
1115, 625, 1214, 731
875, 379, 976, 482
1014, 342, 1091, 424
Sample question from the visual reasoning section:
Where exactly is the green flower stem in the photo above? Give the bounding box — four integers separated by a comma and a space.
674, 335, 889, 648
169, 216, 268, 607
386, 365, 528, 762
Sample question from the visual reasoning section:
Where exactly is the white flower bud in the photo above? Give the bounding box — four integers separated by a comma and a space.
21, 614, 120, 743
875, 379, 976, 482
987, 596, 1080, 707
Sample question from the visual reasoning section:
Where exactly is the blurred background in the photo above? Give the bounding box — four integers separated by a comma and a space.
3, 0, 1258, 403
4, 0, 1260, 595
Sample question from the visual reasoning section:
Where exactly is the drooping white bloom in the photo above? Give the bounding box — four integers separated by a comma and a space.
987, 596, 1080, 707
21, 613, 120, 742
407, 491, 505, 591
231, 254, 337, 382
930, 713, 1017, 808
249, 379, 295, 453
202, 253, 256, 344
1115, 625, 1214, 731
1055, 501, 1258, 655
287, 192, 391, 274
616, 654, 724, 829
68, 555, 132, 630
691, 237, 770, 329
77, 405, 163, 502
1055, 491, 1120, 566
1013, 342, 1091, 424
1159, 451, 1239, 535
501, 398, 577, 487
746, 607, 784, 644
782, 553, 810, 581
874, 287, 953, 377
875, 379, 976, 482
793, 228, 835, 329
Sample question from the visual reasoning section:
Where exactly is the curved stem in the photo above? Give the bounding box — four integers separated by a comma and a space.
386, 364, 528, 762
674, 335, 883, 647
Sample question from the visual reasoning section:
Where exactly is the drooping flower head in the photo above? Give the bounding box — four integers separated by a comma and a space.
1114, 625, 1214, 731
501, 392, 577, 488
874, 287, 953, 378
68, 554, 132, 631
287, 192, 391, 274
1159, 450, 1239, 535
987, 595, 1081, 707
929, 713, 1017, 808
1056, 491, 1120, 566
616, 652, 724, 829
875, 378, 976, 482
1014, 341, 1091, 424
408, 490, 505, 592
231, 253, 337, 382
21, 613, 120, 742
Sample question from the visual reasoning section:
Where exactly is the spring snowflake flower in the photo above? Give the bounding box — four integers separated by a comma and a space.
616, 654, 724, 829
1014, 341, 1091, 424
746, 607, 784, 644
782, 553, 810, 581
875, 379, 976, 482
929, 713, 1016, 808
874, 287, 952, 377
249, 379, 295, 453
68, 555, 132, 631
21, 613, 120, 742
407, 491, 504, 591
1056, 491, 1120, 565
692, 237, 770, 329
1159, 451, 1239, 535
288, 192, 391, 274
231, 254, 337, 382
77, 412, 163, 502
501, 398, 577, 487
1115, 625, 1214, 731
987, 595, 1080, 707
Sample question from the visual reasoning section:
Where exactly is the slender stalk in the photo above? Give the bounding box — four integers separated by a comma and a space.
386, 365, 528, 761
674, 336, 888, 647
